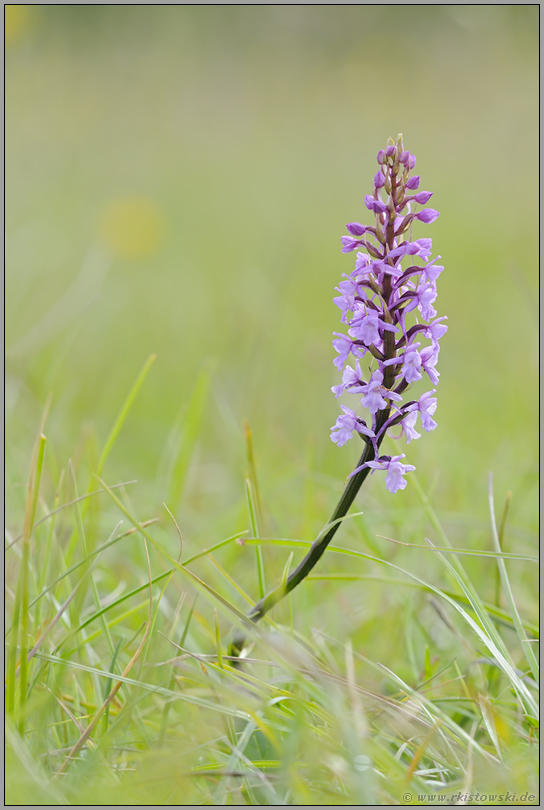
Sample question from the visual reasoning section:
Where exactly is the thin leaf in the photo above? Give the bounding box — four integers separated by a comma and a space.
26, 552, 105, 663
32, 650, 250, 719
60, 568, 172, 640
28, 519, 158, 609
306, 573, 538, 636
18, 432, 47, 732
409, 474, 519, 664
214, 609, 224, 670
96, 354, 157, 477
377, 534, 537, 562
69, 463, 115, 657
208, 554, 255, 606
165, 364, 213, 507
5, 480, 137, 551
95, 477, 256, 633
246, 479, 265, 599
478, 693, 502, 762
55, 535, 154, 777
488, 474, 539, 684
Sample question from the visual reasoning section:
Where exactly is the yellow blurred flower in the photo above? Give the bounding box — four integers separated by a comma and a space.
5, 4, 31, 43
99, 196, 164, 259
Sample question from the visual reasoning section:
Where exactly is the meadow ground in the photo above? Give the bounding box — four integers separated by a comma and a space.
5, 6, 539, 805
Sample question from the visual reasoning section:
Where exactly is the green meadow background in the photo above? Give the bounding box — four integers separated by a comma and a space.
5, 5, 539, 805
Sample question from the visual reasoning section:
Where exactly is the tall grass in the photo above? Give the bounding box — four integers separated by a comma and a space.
5, 361, 539, 804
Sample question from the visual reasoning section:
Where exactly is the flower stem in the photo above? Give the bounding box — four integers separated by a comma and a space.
230, 411, 389, 655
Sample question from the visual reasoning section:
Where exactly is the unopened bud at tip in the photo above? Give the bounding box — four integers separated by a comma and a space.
346, 222, 366, 236
413, 191, 433, 204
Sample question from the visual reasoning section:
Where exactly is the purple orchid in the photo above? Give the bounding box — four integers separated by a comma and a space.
333, 278, 360, 323
349, 454, 417, 493
330, 406, 361, 447
359, 370, 402, 415
420, 346, 440, 385
425, 316, 448, 345
349, 310, 397, 345
412, 190, 433, 205
417, 390, 438, 432
379, 455, 417, 493
400, 344, 423, 384
331, 405, 375, 447
415, 208, 440, 224
331, 362, 365, 397
420, 259, 444, 285
341, 236, 364, 254
332, 332, 365, 369
330, 134, 445, 491
400, 410, 421, 444
346, 222, 367, 236
231, 139, 445, 639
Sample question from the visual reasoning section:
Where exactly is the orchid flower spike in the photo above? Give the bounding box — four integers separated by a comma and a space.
332, 135, 446, 491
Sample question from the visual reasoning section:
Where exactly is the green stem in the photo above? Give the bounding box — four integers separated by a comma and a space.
231, 412, 388, 653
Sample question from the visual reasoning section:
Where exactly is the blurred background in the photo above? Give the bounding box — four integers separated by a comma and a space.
6, 5, 538, 607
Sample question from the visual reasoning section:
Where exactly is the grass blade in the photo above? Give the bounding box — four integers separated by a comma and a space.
244, 418, 263, 523
488, 474, 539, 684
69, 463, 115, 657
27, 519, 156, 609
377, 534, 537, 562
306, 573, 538, 636
55, 536, 154, 777
164, 365, 213, 507
26, 552, 104, 663
478, 693, 502, 762
18, 432, 47, 733
96, 354, 157, 477
95, 476, 256, 632
5, 480, 137, 551
32, 650, 251, 719
408, 472, 522, 683
246, 478, 265, 599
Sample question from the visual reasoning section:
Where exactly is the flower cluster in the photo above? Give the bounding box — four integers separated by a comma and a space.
330, 136, 446, 493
